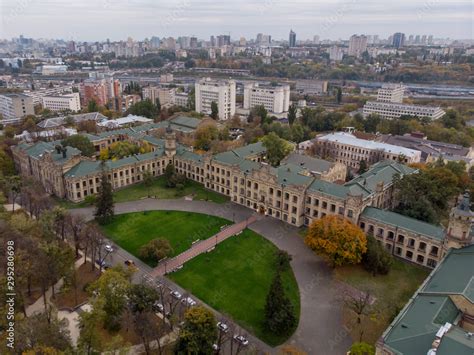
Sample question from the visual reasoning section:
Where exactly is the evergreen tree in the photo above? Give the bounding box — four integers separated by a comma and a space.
155, 97, 161, 112
94, 165, 114, 225
87, 99, 99, 113
210, 101, 219, 120
264, 272, 296, 335
287, 104, 297, 126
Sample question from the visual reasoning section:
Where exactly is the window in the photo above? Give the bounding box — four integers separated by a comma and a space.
427, 259, 437, 268
406, 251, 413, 260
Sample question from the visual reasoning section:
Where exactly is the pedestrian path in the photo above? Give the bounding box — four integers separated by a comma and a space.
151, 215, 258, 276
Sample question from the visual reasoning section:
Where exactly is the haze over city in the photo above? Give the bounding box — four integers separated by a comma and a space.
1, 0, 473, 40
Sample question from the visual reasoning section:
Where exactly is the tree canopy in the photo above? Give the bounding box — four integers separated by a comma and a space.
175, 306, 217, 354
305, 215, 367, 267
262, 132, 292, 167
61, 135, 95, 157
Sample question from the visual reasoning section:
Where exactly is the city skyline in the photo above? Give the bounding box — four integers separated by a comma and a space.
1, 0, 472, 42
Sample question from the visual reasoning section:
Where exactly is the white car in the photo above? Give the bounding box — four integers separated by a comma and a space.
104, 244, 113, 253
153, 302, 164, 313
233, 335, 249, 346
181, 297, 197, 306
217, 321, 229, 333
170, 290, 182, 300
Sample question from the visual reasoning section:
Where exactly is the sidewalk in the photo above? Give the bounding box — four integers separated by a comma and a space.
151, 215, 257, 276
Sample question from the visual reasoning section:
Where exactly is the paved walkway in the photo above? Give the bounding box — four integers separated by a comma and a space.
71, 199, 352, 354
152, 215, 257, 276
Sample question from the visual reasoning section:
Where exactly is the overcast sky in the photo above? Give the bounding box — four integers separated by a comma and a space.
0, 0, 472, 41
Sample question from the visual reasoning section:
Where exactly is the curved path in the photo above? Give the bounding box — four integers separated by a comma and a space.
71, 199, 352, 354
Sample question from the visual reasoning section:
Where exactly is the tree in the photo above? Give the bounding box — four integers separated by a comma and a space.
0, 149, 15, 176
349, 342, 375, 355
210, 101, 219, 120
139, 238, 173, 264
305, 215, 367, 267
87, 99, 99, 113
335, 87, 342, 104
194, 122, 219, 151
128, 284, 159, 314
78, 309, 104, 354
89, 267, 131, 331
4, 175, 21, 211
262, 132, 292, 167
164, 163, 176, 186
358, 160, 368, 175
128, 99, 158, 118
252, 105, 268, 125
94, 166, 114, 225
287, 104, 297, 126
175, 306, 218, 354
155, 97, 161, 112
61, 135, 95, 157
15, 310, 72, 353
143, 169, 154, 196
264, 272, 297, 335
362, 235, 393, 275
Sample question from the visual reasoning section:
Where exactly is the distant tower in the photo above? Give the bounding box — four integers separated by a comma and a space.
289, 30, 296, 47
443, 192, 474, 252
165, 124, 176, 158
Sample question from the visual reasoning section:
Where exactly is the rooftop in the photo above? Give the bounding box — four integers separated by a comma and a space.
381, 245, 474, 355
361, 207, 445, 241
282, 153, 335, 176
318, 132, 421, 158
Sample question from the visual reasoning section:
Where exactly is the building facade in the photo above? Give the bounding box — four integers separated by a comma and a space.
313, 132, 421, 170
42, 93, 81, 112
363, 101, 446, 120
377, 84, 405, 103
142, 86, 175, 108
348, 34, 368, 58
243, 83, 290, 114
0, 93, 34, 120
195, 78, 236, 120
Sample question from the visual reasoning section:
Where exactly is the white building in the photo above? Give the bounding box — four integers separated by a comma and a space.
377, 84, 405, 103
243, 82, 290, 114
328, 46, 344, 61
363, 101, 445, 120
174, 92, 190, 108
40, 65, 68, 75
42, 93, 81, 112
348, 35, 368, 58
195, 78, 236, 120
0, 93, 34, 120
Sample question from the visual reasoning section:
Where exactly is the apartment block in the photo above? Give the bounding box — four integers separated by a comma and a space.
0, 93, 34, 120
363, 101, 446, 120
195, 78, 236, 120
243, 82, 290, 114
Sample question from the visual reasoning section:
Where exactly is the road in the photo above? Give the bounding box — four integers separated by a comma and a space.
71, 198, 352, 354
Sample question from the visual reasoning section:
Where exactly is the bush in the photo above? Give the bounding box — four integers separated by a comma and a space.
362, 235, 393, 276
349, 342, 375, 355
84, 195, 96, 206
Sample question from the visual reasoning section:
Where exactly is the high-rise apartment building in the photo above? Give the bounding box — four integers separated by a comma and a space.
348, 34, 368, 58
142, 86, 175, 108
0, 93, 34, 120
195, 78, 236, 120
80, 80, 109, 107
289, 30, 296, 47
392, 32, 406, 48
243, 83, 290, 114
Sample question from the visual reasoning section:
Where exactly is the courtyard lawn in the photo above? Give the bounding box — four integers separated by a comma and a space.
100, 211, 230, 266
168, 229, 300, 346
335, 258, 429, 345
57, 176, 228, 209
113, 176, 229, 204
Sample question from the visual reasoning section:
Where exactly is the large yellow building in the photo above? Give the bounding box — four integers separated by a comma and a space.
12, 128, 473, 269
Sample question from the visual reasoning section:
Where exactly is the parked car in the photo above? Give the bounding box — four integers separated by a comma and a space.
95, 259, 110, 269
217, 321, 229, 333
212, 344, 220, 351
104, 244, 113, 253
170, 290, 182, 300
153, 302, 164, 313
233, 335, 249, 346
181, 297, 197, 306
124, 259, 135, 266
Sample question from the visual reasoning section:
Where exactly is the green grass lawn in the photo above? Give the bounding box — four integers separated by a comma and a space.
100, 211, 230, 266
57, 176, 229, 209
113, 176, 229, 204
335, 258, 429, 345
169, 229, 300, 346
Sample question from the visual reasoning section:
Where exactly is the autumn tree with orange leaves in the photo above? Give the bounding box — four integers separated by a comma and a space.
305, 215, 367, 267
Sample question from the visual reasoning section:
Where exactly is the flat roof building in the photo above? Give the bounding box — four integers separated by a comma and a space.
195, 78, 236, 120
42, 92, 81, 112
0, 93, 34, 120
363, 101, 446, 120
243, 82, 290, 114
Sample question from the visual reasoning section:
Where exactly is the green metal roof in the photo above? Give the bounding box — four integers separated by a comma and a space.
170, 115, 201, 129
381, 245, 474, 355
361, 207, 445, 241
345, 160, 417, 194
308, 179, 352, 199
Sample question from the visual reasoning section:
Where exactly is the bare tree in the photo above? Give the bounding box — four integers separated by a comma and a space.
66, 213, 85, 258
